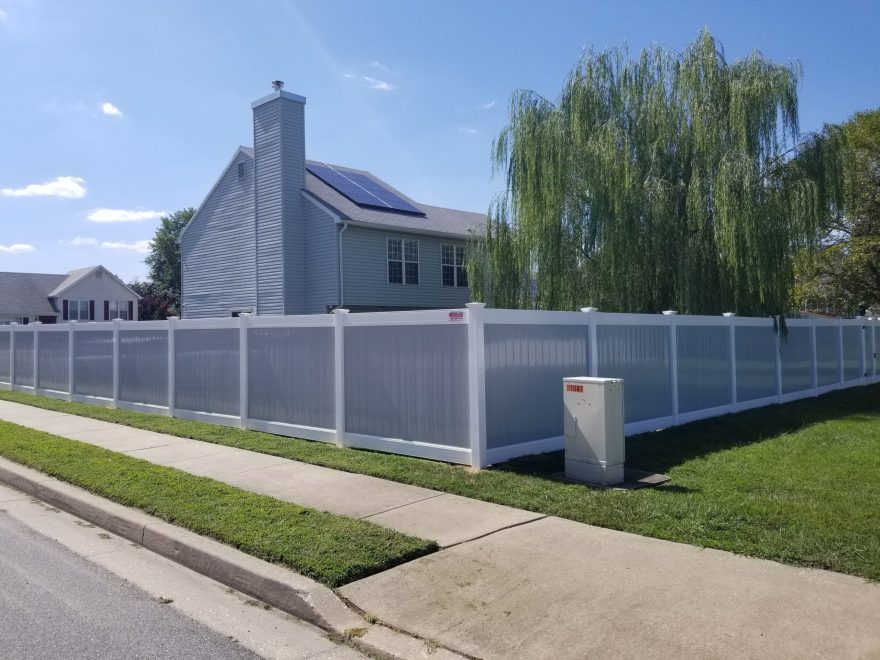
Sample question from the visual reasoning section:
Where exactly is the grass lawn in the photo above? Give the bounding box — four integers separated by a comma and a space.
1, 386, 878, 581
0, 420, 435, 587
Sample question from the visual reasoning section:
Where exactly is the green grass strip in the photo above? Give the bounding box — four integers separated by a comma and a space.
0, 419, 436, 587
1, 387, 879, 581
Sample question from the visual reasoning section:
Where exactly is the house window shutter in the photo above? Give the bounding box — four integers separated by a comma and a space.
89, 300, 95, 321
104, 301, 110, 320
62, 300, 69, 321
128, 300, 134, 321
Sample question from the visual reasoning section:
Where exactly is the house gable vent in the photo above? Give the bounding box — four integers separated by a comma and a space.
238, 162, 245, 179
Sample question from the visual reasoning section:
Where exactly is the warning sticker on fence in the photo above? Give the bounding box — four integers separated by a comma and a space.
448, 311, 465, 322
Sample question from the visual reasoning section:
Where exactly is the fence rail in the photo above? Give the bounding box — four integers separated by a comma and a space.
1, 306, 877, 468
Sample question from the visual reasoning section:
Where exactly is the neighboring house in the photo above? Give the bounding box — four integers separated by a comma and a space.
180, 82, 486, 318
0, 266, 140, 324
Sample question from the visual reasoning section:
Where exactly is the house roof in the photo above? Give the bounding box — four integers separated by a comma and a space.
47, 265, 139, 299
0, 272, 66, 316
0, 266, 139, 317
303, 160, 486, 238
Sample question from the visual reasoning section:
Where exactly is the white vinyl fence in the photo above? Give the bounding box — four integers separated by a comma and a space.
1, 305, 877, 468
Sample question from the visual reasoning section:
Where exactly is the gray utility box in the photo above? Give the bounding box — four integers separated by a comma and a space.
563, 377, 625, 486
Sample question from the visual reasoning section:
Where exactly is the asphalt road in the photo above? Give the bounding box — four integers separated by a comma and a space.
0, 513, 260, 660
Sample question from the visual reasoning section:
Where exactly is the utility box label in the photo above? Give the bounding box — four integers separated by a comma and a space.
566, 383, 584, 393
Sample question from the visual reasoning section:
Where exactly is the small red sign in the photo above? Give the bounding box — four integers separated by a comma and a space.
448, 311, 465, 322
566, 383, 584, 393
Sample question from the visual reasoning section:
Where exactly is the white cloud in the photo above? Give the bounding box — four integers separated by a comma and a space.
344, 73, 396, 91
459, 126, 479, 134
480, 100, 496, 110
101, 102, 123, 117
0, 8, 7, 22
0, 243, 35, 253
369, 61, 393, 73
1, 176, 86, 199
87, 208, 165, 223
363, 76, 394, 91
100, 240, 151, 253
66, 236, 99, 247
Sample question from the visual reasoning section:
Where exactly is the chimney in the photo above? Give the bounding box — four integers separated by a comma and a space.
251, 81, 307, 314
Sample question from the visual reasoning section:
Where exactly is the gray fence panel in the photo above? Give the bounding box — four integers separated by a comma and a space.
735, 326, 777, 402
119, 330, 169, 406
248, 327, 335, 429
484, 324, 589, 449
597, 324, 672, 423
13, 332, 34, 386
676, 325, 731, 413
175, 328, 240, 416
780, 326, 813, 394
0, 332, 9, 382
73, 331, 113, 398
842, 326, 863, 381
37, 332, 69, 392
345, 324, 469, 448
815, 326, 841, 386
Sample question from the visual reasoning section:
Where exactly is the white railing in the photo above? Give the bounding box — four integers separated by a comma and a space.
0, 307, 877, 468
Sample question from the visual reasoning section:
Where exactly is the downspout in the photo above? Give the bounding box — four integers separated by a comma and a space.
337, 222, 349, 308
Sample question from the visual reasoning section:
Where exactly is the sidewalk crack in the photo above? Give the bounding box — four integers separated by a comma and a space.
360, 493, 445, 519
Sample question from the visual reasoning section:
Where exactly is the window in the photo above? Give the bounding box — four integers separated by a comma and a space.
387, 238, 419, 285
441, 244, 468, 287
237, 162, 246, 179
108, 300, 129, 320
68, 300, 89, 321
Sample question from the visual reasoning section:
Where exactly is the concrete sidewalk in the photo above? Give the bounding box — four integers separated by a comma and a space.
2, 399, 880, 659
0, 400, 542, 547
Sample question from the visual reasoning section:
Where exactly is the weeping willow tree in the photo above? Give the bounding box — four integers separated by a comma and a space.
470, 29, 847, 316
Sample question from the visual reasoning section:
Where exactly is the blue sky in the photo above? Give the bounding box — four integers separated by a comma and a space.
1, 0, 878, 282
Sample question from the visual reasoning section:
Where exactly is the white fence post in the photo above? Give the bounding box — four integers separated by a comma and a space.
68, 323, 75, 400
581, 307, 599, 377
810, 319, 818, 393
167, 316, 177, 417
725, 313, 737, 410
837, 318, 844, 386
7, 324, 14, 387
663, 311, 679, 424
33, 322, 40, 391
859, 318, 867, 382
112, 318, 121, 408
466, 302, 488, 469
333, 308, 349, 448
239, 312, 250, 429
775, 321, 783, 402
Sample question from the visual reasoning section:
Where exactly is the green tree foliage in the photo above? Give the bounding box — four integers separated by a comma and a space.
143, 208, 194, 314
470, 30, 847, 316
794, 110, 880, 316
128, 279, 175, 320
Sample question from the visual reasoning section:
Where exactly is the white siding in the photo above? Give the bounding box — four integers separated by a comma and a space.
181, 150, 256, 319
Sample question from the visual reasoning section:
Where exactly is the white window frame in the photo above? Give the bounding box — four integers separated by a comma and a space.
68, 300, 89, 321
387, 237, 419, 285
108, 300, 130, 320
441, 243, 468, 288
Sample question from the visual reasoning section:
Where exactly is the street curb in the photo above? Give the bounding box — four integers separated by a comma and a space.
0, 457, 466, 659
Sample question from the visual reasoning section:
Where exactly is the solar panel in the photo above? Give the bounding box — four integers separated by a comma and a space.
306, 163, 425, 216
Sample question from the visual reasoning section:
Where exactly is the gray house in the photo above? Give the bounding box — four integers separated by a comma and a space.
180, 83, 486, 318
0, 265, 140, 324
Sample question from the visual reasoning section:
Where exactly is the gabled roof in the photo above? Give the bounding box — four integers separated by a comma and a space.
0, 272, 66, 316
48, 265, 140, 299
303, 160, 486, 238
